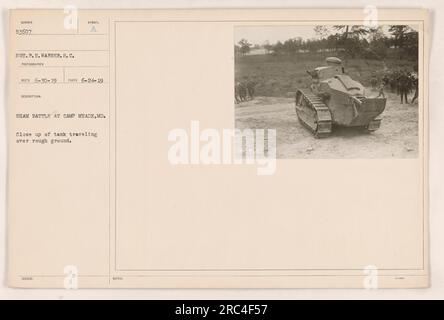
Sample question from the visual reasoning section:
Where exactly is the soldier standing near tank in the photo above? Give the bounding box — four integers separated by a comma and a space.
377, 75, 389, 99
398, 71, 410, 104
396, 70, 403, 95
389, 71, 398, 93
246, 79, 256, 100
382, 74, 389, 88
235, 81, 247, 103
376, 82, 385, 98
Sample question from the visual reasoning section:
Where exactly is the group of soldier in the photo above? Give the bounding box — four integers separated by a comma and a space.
236, 69, 418, 105
370, 69, 418, 104
235, 79, 256, 103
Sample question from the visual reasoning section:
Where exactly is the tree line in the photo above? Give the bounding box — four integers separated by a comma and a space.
235, 25, 418, 61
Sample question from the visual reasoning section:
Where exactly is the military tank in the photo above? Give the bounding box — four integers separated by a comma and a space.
295, 57, 386, 138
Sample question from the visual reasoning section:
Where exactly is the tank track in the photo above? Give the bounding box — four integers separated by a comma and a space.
295, 88, 332, 138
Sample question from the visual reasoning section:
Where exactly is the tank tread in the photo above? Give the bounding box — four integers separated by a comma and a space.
295, 89, 332, 138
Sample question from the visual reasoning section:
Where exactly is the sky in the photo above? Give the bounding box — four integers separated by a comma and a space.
234, 25, 418, 46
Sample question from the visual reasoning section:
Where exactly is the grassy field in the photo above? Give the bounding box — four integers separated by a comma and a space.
235, 54, 417, 97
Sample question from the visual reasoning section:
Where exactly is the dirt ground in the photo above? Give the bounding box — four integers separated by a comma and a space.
235, 89, 419, 159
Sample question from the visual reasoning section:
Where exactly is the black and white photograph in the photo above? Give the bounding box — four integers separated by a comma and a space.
235, 25, 420, 158
1, 3, 442, 301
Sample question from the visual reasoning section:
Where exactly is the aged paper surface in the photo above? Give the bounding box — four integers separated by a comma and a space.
7, 8, 429, 288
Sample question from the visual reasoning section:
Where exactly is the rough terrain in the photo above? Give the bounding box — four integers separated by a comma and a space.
235, 89, 419, 159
